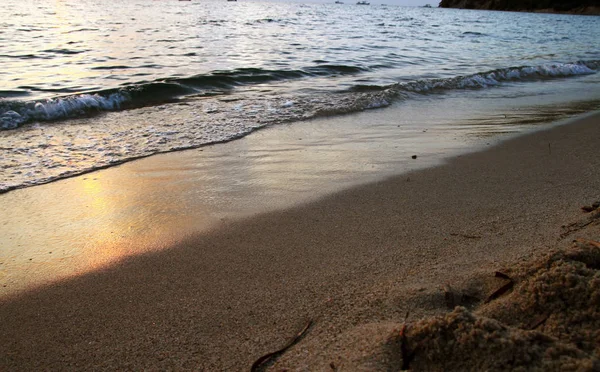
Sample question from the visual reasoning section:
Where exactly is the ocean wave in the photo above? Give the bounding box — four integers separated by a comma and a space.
0, 93, 129, 129
41, 48, 86, 55
394, 61, 598, 94
0, 65, 368, 129
1, 74, 598, 194
0, 53, 53, 60
0, 90, 31, 98
340, 60, 598, 95
461, 31, 487, 36
90, 65, 134, 70
1, 60, 597, 130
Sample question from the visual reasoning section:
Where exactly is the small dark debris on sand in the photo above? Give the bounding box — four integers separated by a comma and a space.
581, 201, 600, 213
561, 206, 600, 238
251, 320, 313, 371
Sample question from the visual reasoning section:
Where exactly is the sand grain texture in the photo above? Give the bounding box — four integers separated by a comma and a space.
401, 237, 600, 372
1, 113, 599, 371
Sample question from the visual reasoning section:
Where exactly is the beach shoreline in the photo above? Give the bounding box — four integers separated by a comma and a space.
1, 111, 599, 370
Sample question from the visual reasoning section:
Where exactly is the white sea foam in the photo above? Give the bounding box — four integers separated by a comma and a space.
31, 92, 128, 119
1, 62, 597, 131
0, 93, 130, 129
0, 61, 598, 193
397, 62, 596, 95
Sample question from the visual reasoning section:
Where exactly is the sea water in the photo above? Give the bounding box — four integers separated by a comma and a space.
1, 0, 600, 193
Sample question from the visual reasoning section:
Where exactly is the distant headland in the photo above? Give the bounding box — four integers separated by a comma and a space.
438, 0, 600, 15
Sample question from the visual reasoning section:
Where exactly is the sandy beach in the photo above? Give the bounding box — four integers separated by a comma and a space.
1, 111, 599, 370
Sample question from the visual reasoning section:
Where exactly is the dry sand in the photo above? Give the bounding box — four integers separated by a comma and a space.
0, 112, 599, 371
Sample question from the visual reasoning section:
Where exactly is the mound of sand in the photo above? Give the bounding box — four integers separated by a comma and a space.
403, 238, 600, 371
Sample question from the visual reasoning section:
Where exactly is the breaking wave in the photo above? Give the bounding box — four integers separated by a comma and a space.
395, 60, 598, 93
1, 60, 597, 130
0, 65, 367, 130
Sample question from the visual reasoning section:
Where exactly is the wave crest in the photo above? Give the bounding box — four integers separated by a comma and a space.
1, 60, 597, 130
396, 61, 597, 94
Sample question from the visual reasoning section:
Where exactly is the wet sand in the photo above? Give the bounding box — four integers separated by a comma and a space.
0, 112, 599, 370
2, 96, 597, 298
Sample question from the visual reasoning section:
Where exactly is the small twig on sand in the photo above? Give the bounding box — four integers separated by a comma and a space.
485, 273, 514, 303
251, 320, 313, 372
449, 233, 482, 239
494, 271, 511, 280
526, 313, 550, 330
560, 213, 600, 238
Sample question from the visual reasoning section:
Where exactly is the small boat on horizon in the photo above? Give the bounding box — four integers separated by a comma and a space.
356, 0, 369, 4
335, 0, 344, 3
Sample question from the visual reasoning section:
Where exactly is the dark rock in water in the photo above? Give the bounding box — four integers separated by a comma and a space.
437, 0, 600, 14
